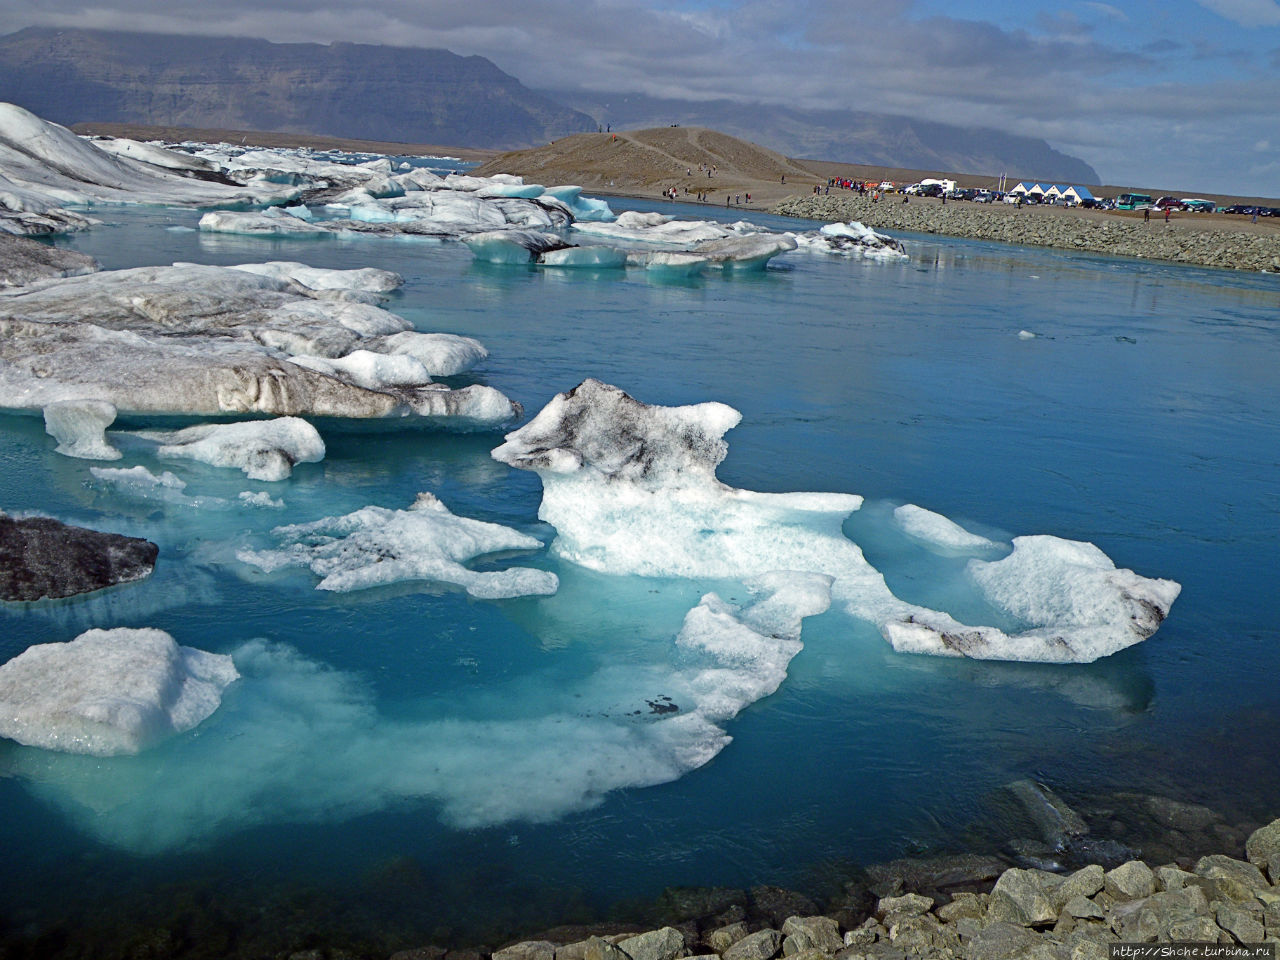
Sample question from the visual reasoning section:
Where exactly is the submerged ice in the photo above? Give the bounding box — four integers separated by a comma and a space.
3, 570, 832, 852
493, 380, 1180, 664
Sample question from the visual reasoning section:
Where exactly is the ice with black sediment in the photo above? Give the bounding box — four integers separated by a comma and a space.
492, 379, 1180, 663
0, 262, 518, 426
237, 491, 560, 599
0, 627, 238, 756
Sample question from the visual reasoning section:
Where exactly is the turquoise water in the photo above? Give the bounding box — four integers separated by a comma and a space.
1, 199, 1278, 952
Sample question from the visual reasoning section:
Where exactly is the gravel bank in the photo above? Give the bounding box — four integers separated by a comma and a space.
771, 194, 1280, 273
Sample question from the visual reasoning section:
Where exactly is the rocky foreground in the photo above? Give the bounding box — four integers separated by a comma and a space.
375, 817, 1280, 960
772, 194, 1280, 274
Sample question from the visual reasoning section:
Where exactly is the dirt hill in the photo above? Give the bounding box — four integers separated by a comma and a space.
474, 127, 827, 205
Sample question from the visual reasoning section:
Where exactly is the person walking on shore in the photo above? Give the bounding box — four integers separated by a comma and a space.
1144, 207, 1150, 223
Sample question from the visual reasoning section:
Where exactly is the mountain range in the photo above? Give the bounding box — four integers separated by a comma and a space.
0, 27, 1098, 183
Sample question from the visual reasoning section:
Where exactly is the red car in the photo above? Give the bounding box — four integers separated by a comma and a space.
1153, 196, 1187, 211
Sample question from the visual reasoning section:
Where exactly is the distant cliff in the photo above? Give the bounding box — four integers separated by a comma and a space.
0, 28, 595, 149
549, 91, 1101, 186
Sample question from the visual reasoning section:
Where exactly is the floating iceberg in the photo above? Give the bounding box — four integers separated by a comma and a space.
694, 233, 799, 270
789, 221, 909, 260
0, 627, 238, 756
238, 491, 559, 599
197, 208, 331, 237
0, 262, 518, 426
538, 246, 628, 269
0, 102, 297, 211
139, 417, 326, 481
463, 229, 570, 264
43, 399, 121, 460
493, 380, 1180, 663
572, 210, 736, 246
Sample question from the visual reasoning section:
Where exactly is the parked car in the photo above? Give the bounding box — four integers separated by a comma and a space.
1153, 196, 1186, 211
950, 188, 977, 201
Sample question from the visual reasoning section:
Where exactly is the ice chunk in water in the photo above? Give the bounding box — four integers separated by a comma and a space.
0, 627, 238, 756
238, 491, 558, 599
141, 417, 325, 481
494, 380, 1180, 663
43, 399, 121, 460
894, 503, 999, 551
538, 246, 627, 269
377, 331, 487, 377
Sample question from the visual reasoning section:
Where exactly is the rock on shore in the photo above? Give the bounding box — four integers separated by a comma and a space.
385, 817, 1280, 960
771, 194, 1280, 273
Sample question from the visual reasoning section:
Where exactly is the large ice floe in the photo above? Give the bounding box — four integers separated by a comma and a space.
0, 261, 517, 426
237, 491, 559, 599
492, 380, 1180, 663
0, 102, 299, 224
0, 627, 238, 756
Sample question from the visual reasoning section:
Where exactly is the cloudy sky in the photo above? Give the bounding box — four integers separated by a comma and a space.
2, 0, 1278, 194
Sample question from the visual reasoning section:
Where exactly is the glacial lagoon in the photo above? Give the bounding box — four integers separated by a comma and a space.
2, 198, 1278, 950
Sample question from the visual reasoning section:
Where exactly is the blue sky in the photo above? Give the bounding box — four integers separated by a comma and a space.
1, 0, 1277, 194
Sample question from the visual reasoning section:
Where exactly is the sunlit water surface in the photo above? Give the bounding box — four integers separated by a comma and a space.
1, 198, 1278, 950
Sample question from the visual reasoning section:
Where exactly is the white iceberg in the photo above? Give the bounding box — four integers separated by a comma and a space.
492, 380, 1180, 663
197, 208, 331, 237
0, 627, 239, 756
694, 233, 799, 270
140, 416, 326, 481
238, 491, 559, 599
43, 398, 121, 460
377, 331, 488, 377
789, 221, 908, 260
539, 246, 628, 269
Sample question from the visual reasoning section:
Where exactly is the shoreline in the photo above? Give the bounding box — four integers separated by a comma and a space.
767, 193, 1280, 273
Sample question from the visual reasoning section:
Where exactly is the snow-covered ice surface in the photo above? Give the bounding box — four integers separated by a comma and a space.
0, 627, 238, 756
494, 380, 1180, 664
238, 491, 558, 598
0, 262, 518, 425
